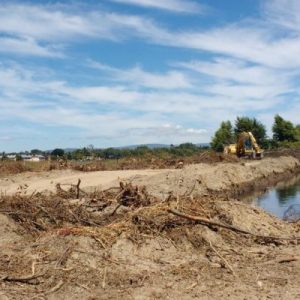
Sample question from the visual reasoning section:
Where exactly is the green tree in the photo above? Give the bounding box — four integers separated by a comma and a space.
16, 154, 23, 161
272, 115, 297, 142
234, 117, 267, 145
295, 125, 300, 141
51, 148, 65, 157
30, 149, 43, 155
211, 121, 234, 152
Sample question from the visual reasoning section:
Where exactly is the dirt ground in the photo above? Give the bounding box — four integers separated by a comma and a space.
0, 169, 169, 195
1, 156, 298, 197
1, 156, 300, 299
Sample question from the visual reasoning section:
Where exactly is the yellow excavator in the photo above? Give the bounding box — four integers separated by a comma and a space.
224, 132, 264, 159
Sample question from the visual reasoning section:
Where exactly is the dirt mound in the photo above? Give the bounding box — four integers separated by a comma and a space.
71, 151, 239, 173
0, 213, 25, 247
266, 148, 300, 161
1, 187, 300, 299
1, 156, 300, 299
133, 156, 300, 199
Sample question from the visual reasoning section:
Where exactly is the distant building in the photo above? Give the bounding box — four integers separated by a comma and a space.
21, 154, 32, 161
29, 155, 46, 162
7, 154, 17, 161
3, 154, 46, 162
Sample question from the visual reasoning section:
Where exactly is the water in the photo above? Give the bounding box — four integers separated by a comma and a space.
253, 175, 300, 220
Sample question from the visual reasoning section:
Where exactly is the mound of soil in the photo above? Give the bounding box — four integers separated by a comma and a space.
1, 156, 300, 299
133, 156, 300, 199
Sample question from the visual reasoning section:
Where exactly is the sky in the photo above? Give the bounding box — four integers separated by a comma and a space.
1, 0, 300, 152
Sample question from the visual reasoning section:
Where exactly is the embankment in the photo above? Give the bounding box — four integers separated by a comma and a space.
133, 156, 300, 199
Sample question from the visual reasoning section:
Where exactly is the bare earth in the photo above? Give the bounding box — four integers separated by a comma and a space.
1, 156, 298, 197
1, 156, 300, 299
0, 168, 170, 195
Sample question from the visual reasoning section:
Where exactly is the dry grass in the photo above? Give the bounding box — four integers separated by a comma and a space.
0, 160, 67, 176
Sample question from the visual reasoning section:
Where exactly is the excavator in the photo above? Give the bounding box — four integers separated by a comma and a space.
224, 131, 264, 159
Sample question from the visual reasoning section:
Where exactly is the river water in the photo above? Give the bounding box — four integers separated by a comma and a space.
253, 175, 300, 220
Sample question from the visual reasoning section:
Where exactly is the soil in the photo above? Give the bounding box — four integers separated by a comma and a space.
0, 169, 169, 195
1, 155, 300, 299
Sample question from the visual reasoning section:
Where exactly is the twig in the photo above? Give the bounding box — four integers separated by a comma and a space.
55, 246, 73, 268
278, 257, 299, 263
102, 267, 107, 289
184, 180, 198, 197
92, 236, 107, 249
37, 205, 58, 225
110, 203, 122, 216
76, 179, 81, 199
263, 256, 300, 264
31, 261, 36, 276
43, 280, 64, 295
207, 240, 236, 276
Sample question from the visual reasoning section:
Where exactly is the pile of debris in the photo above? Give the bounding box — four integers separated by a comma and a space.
0, 180, 154, 234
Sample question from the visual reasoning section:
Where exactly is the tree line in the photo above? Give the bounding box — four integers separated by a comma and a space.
211, 115, 300, 152
49, 143, 209, 160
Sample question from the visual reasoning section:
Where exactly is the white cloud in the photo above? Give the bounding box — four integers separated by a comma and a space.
0, 3, 165, 56
262, 0, 300, 31
177, 58, 293, 86
110, 0, 204, 13
2, 1, 300, 148
0, 136, 14, 141
0, 62, 281, 146
0, 36, 63, 57
124, 124, 208, 144
1, 0, 300, 70
89, 61, 192, 89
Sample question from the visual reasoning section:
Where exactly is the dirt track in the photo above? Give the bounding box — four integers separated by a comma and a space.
0, 168, 168, 195
1, 156, 300, 299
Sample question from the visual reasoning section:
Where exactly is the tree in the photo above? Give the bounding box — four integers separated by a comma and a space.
16, 154, 23, 161
234, 117, 267, 145
51, 148, 65, 157
211, 121, 234, 152
272, 115, 297, 142
31, 149, 43, 155
295, 125, 300, 141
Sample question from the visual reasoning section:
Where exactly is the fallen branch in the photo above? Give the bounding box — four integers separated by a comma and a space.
1, 273, 44, 285
168, 208, 300, 241
278, 256, 299, 264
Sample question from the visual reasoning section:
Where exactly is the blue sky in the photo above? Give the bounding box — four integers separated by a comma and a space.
1, 0, 300, 152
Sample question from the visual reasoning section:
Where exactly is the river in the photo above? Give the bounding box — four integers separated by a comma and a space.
253, 175, 300, 220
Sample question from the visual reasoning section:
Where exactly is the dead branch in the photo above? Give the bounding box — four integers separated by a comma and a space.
278, 257, 299, 263
168, 208, 300, 241
1, 273, 44, 285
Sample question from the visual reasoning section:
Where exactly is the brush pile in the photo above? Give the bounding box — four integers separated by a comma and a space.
0, 180, 155, 235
